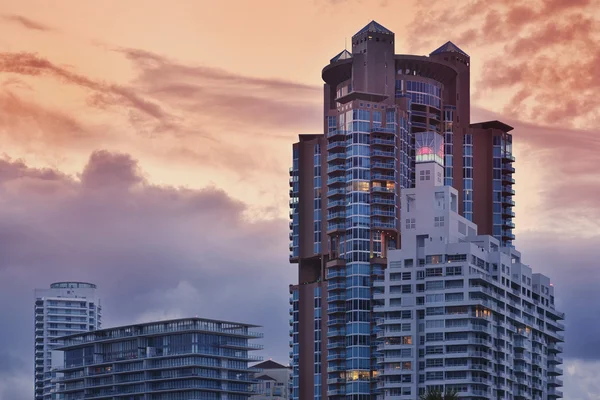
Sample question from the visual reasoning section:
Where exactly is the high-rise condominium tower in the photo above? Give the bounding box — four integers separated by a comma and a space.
55, 318, 263, 400
376, 160, 564, 399
289, 21, 515, 400
34, 282, 101, 400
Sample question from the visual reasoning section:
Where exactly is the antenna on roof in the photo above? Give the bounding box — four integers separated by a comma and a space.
345, 37, 347, 51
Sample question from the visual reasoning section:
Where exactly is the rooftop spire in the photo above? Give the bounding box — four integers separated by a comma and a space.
353, 20, 393, 37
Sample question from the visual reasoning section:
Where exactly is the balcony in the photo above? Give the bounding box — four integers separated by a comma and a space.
327, 318, 345, 327
548, 354, 563, 364
372, 196, 395, 205
327, 129, 347, 139
327, 140, 348, 151
371, 161, 395, 170
502, 164, 516, 173
371, 150, 395, 159
548, 365, 563, 375
502, 153, 516, 162
328, 294, 345, 303
327, 223, 346, 234
327, 188, 346, 198
326, 270, 345, 280
327, 377, 346, 385
371, 126, 396, 134
372, 173, 396, 181
371, 208, 396, 218
548, 342, 563, 353
327, 176, 346, 186
371, 186, 395, 194
327, 153, 346, 163
327, 306, 346, 314
371, 138, 396, 147
502, 174, 515, 184
327, 200, 346, 209
502, 185, 516, 196
327, 212, 346, 221
327, 352, 346, 361
548, 388, 563, 398
327, 165, 346, 175
548, 376, 563, 386
327, 341, 345, 350
371, 220, 396, 230
327, 282, 346, 292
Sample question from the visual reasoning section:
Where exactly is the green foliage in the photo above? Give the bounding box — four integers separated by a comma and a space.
419, 387, 459, 400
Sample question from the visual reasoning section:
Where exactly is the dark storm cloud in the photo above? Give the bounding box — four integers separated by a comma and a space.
0, 151, 293, 400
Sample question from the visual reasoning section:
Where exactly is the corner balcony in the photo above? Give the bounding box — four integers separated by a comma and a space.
327, 306, 346, 315
548, 376, 563, 387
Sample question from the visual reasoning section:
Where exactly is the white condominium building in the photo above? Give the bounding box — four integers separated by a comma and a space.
374, 161, 564, 400
34, 282, 101, 400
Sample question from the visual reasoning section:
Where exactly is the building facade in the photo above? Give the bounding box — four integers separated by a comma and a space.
250, 360, 292, 400
375, 160, 564, 399
289, 21, 517, 400
55, 317, 263, 400
34, 282, 102, 400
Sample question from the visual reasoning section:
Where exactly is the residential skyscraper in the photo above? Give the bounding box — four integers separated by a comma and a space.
54, 317, 263, 400
289, 21, 516, 400
34, 282, 102, 400
375, 159, 564, 399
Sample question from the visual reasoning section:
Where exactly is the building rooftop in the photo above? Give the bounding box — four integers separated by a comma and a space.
353, 20, 393, 37
330, 49, 352, 64
253, 360, 289, 370
50, 282, 96, 289
470, 120, 515, 132
57, 317, 262, 348
430, 41, 469, 57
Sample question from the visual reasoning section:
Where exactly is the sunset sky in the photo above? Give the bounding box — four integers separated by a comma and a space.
0, 0, 599, 398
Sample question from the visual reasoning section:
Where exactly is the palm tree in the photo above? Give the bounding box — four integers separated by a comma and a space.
419, 387, 459, 400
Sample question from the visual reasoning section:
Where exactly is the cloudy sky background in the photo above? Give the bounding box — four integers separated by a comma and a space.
0, 0, 598, 398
